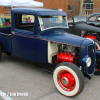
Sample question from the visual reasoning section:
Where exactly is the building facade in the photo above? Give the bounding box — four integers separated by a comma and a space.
37, 0, 68, 13
0, 6, 5, 15
68, 0, 100, 10
0, 0, 68, 15
68, 0, 100, 17
93, 0, 100, 9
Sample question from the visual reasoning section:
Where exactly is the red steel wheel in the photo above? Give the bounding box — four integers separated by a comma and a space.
57, 70, 76, 92
53, 62, 84, 97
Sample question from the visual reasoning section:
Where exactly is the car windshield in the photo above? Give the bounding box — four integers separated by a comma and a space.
38, 16, 68, 31
74, 16, 87, 23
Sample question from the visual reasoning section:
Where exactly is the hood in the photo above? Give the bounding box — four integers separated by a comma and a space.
38, 29, 86, 47
74, 23, 100, 32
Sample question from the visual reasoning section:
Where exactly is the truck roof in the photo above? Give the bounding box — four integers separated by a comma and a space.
11, 8, 67, 16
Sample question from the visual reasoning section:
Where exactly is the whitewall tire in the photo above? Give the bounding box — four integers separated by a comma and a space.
53, 62, 84, 97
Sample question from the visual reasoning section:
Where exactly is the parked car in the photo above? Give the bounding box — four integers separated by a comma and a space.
68, 15, 100, 50
0, 8, 100, 97
87, 13, 100, 27
68, 15, 100, 75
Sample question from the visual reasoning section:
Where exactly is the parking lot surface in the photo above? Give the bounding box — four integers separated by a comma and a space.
0, 53, 100, 100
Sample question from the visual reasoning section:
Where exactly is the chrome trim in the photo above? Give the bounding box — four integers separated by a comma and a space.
41, 26, 68, 31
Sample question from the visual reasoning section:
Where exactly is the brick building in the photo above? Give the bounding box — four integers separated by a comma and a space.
68, 0, 100, 16
0, 6, 5, 14
68, 0, 80, 16
0, 0, 68, 15
37, 0, 68, 13
68, 0, 100, 10
93, 0, 100, 9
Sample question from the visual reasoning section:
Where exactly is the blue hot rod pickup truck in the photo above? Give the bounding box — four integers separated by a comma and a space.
0, 8, 100, 97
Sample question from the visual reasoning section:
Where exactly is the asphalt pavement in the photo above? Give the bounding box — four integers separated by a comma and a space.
0, 53, 100, 100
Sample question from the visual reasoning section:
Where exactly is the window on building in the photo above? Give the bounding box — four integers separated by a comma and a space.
68, 5, 72, 11
67, 5, 72, 17
5, 7, 11, 15
83, 0, 93, 9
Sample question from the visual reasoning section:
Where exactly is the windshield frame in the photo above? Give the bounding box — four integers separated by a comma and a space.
38, 16, 69, 31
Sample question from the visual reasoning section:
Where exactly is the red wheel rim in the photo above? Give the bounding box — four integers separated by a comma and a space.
57, 70, 76, 91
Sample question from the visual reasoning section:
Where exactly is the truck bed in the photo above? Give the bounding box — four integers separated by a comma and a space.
0, 27, 12, 52
0, 27, 11, 35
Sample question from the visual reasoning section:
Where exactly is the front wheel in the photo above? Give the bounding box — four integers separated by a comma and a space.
53, 62, 84, 97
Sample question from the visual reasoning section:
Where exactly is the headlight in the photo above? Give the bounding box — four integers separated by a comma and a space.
86, 57, 92, 67
81, 55, 92, 67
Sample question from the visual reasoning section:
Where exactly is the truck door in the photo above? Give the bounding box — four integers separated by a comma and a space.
12, 14, 36, 61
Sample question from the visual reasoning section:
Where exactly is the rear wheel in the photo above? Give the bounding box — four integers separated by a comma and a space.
53, 62, 84, 97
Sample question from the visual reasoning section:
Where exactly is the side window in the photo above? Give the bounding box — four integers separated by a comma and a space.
22, 15, 34, 23
88, 16, 96, 22
15, 14, 35, 32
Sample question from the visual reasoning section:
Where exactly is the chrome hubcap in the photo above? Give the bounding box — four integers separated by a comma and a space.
61, 77, 69, 86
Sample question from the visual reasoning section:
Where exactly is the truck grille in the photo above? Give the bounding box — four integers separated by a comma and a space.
87, 44, 95, 75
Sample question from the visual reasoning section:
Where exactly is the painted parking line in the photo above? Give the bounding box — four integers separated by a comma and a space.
0, 90, 13, 100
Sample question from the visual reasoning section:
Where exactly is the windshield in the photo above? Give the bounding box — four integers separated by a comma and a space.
74, 16, 87, 23
38, 16, 68, 31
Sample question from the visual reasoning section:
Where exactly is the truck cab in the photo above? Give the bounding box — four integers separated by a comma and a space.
0, 8, 99, 97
